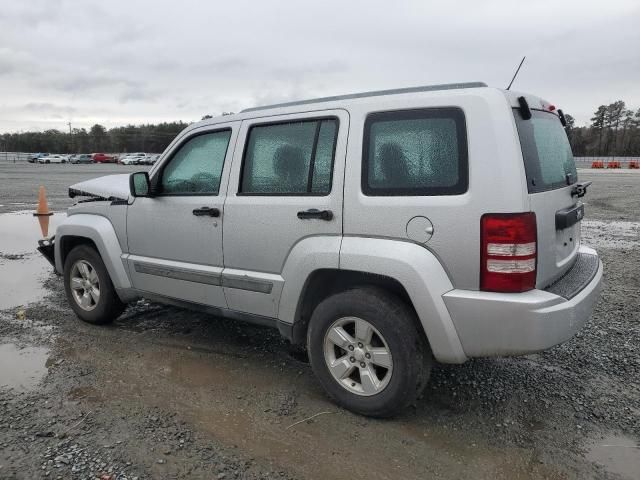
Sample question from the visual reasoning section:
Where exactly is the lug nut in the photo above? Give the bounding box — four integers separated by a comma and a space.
358, 343, 363, 348
348, 345, 354, 351
349, 357, 355, 363
365, 353, 371, 359
360, 362, 366, 368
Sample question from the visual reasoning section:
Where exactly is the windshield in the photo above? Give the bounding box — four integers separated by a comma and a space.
513, 109, 577, 193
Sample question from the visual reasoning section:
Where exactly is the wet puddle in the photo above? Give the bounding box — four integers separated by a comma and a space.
587, 434, 640, 479
0, 343, 50, 391
0, 211, 65, 309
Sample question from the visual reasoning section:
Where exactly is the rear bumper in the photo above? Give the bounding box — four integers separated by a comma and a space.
443, 246, 603, 357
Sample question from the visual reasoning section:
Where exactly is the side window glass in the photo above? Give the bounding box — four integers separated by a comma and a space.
363, 109, 467, 196
161, 130, 231, 195
240, 119, 338, 195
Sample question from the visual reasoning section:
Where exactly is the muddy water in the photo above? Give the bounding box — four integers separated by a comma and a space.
0, 343, 49, 390
587, 434, 640, 479
0, 211, 65, 309
63, 334, 568, 480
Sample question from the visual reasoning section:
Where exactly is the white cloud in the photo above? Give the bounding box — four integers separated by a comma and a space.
0, 0, 638, 131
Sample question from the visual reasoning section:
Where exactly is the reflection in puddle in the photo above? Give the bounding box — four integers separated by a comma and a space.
0, 211, 65, 309
0, 343, 50, 391
0, 256, 54, 310
587, 434, 640, 479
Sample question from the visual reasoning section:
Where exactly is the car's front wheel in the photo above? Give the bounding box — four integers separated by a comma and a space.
307, 287, 432, 417
63, 245, 125, 325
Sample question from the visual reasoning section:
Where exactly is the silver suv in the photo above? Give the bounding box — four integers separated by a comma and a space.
41, 83, 603, 417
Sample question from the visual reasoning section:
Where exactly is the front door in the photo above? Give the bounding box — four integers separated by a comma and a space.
125, 123, 238, 307
222, 110, 348, 318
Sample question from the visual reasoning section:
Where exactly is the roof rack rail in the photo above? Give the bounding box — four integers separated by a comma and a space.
242, 82, 487, 113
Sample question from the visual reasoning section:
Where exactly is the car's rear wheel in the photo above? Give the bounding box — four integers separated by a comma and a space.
63, 245, 125, 325
307, 287, 432, 417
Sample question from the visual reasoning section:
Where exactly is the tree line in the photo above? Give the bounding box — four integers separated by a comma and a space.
1, 102, 639, 156
566, 101, 640, 157
0, 122, 189, 154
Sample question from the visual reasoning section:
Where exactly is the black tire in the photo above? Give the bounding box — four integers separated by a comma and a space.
307, 287, 432, 417
63, 245, 125, 325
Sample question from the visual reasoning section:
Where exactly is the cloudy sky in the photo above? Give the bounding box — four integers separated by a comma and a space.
1, 0, 638, 132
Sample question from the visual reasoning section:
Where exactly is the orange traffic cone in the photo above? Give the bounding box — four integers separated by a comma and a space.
33, 185, 53, 237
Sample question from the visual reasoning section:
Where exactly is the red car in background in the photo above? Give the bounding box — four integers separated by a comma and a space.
92, 153, 116, 163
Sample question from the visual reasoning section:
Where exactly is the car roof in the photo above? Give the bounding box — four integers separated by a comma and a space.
189, 82, 489, 129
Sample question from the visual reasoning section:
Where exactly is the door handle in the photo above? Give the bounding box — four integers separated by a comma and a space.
297, 209, 333, 221
192, 207, 220, 217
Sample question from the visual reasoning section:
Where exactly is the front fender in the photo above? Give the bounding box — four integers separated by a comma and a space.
55, 214, 132, 290
340, 237, 467, 363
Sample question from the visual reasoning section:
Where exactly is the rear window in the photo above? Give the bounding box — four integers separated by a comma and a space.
362, 108, 468, 196
514, 109, 577, 193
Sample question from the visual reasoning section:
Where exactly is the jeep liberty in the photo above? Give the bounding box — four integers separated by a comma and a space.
39, 83, 603, 417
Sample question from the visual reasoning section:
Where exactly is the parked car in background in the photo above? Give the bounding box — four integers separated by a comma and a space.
70, 154, 94, 164
92, 153, 116, 163
29, 153, 49, 163
38, 154, 66, 164
143, 154, 160, 165
119, 153, 147, 165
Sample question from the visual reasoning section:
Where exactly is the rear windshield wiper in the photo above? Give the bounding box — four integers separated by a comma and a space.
571, 181, 592, 198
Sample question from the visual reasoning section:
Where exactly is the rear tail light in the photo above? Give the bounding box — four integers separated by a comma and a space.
480, 213, 537, 293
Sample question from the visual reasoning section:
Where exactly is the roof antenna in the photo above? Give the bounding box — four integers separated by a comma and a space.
506, 56, 526, 90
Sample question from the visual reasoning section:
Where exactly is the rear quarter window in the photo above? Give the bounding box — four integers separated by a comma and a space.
362, 108, 468, 196
513, 109, 577, 193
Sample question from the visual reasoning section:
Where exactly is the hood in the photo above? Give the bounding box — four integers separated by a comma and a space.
68, 174, 130, 202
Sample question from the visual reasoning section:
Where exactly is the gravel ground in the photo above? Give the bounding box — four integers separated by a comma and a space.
0, 165, 638, 479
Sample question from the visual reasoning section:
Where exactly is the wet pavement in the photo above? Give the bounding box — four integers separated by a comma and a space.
0, 211, 64, 309
587, 434, 640, 479
0, 164, 638, 479
0, 343, 49, 391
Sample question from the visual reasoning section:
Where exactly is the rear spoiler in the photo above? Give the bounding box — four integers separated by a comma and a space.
518, 96, 567, 127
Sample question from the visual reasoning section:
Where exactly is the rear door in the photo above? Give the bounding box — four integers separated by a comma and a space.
513, 108, 580, 287
222, 110, 348, 318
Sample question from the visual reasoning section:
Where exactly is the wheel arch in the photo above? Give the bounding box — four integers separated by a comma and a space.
281, 237, 468, 364
287, 269, 420, 344
55, 214, 131, 290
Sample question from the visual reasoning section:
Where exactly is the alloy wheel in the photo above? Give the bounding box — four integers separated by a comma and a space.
69, 260, 100, 311
323, 316, 393, 396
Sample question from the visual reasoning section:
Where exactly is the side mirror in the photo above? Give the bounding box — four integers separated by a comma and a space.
130, 171, 151, 197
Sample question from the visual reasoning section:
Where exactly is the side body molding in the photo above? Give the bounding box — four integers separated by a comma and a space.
55, 214, 132, 290
339, 237, 467, 364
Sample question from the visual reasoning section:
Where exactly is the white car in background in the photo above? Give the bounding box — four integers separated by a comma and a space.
38, 154, 67, 164
143, 154, 160, 165
120, 153, 147, 165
